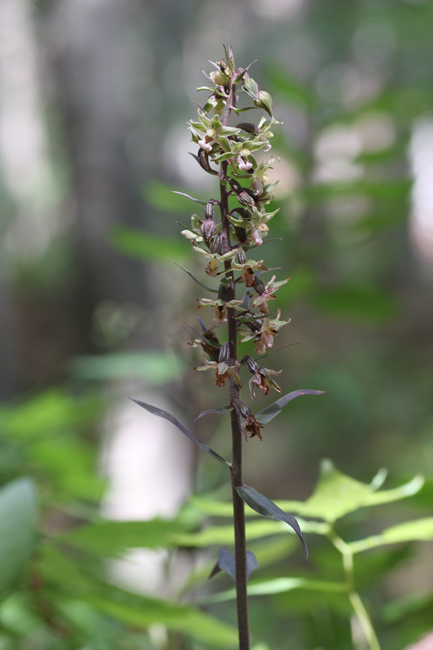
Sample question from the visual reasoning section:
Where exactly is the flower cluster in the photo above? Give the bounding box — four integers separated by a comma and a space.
181, 47, 292, 440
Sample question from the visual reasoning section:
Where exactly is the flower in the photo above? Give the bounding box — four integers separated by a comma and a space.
193, 355, 241, 388
249, 367, 282, 399
253, 275, 290, 313
242, 414, 264, 441
198, 129, 216, 152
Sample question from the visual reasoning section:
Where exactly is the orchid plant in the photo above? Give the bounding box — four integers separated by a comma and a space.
132, 47, 324, 650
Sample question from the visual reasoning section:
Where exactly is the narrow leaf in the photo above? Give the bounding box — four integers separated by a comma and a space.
130, 399, 230, 466
256, 389, 326, 425
196, 405, 233, 420
209, 547, 259, 582
237, 485, 308, 561
174, 263, 218, 293
171, 191, 208, 205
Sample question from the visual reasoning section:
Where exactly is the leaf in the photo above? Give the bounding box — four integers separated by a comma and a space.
62, 518, 188, 556
276, 460, 424, 523
111, 227, 189, 263
171, 191, 207, 205
0, 478, 38, 595
203, 577, 346, 604
84, 594, 238, 646
40, 544, 237, 646
350, 517, 433, 554
237, 485, 308, 561
256, 389, 326, 425
174, 263, 218, 293
195, 405, 233, 420
72, 352, 185, 383
172, 517, 326, 548
130, 399, 230, 466
209, 547, 259, 582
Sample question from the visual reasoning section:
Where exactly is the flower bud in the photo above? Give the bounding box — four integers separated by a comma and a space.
218, 341, 230, 364
253, 276, 266, 295
236, 247, 248, 265
205, 201, 215, 220
210, 232, 224, 255
235, 122, 257, 134
201, 218, 216, 241
254, 91, 273, 117
233, 398, 252, 419
238, 191, 255, 209
243, 77, 260, 101
218, 283, 229, 302
242, 355, 260, 374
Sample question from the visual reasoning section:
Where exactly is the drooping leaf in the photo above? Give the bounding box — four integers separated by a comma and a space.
171, 191, 208, 205
209, 547, 258, 582
195, 405, 233, 420
256, 389, 325, 425
111, 227, 189, 263
174, 263, 218, 293
350, 517, 433, 554
0, 478, 38, 595
237, 485, 308, 561
130, 399, 230, 466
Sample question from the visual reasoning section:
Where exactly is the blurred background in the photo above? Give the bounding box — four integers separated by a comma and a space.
1, 0, 433, 648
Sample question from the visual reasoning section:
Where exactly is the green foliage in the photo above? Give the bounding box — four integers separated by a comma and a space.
0, 479, 37, 597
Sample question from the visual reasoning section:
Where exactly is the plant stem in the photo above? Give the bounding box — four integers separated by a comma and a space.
329, 529, 381, 650
219, 78, 250, 650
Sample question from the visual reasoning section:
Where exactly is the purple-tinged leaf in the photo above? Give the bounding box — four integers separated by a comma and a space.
256, 389, 325, 425
182, 324, 220, 351
195, 406, 233, 420
130, 399, 230, 466
237, 485, 308, 561
172, 191, 208, 205
195, 316, 208, 332
209, 547, 259, 582
174, 263, 218, 293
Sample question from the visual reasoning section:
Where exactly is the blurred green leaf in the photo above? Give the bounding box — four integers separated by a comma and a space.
0, 479, 37, 596
0, 390, 98, 441
204, 577, 346, 604
72, 351, 185, 383
111, 226, 189, 263
350, 517, 433, 554
172, 517, 327, 548
62, 518, 188, 556
40, 544, 237, 646
83, 593, 238, 647
276, 460, 423, 523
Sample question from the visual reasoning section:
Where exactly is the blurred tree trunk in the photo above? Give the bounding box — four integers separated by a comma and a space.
43, 0, 151, 350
